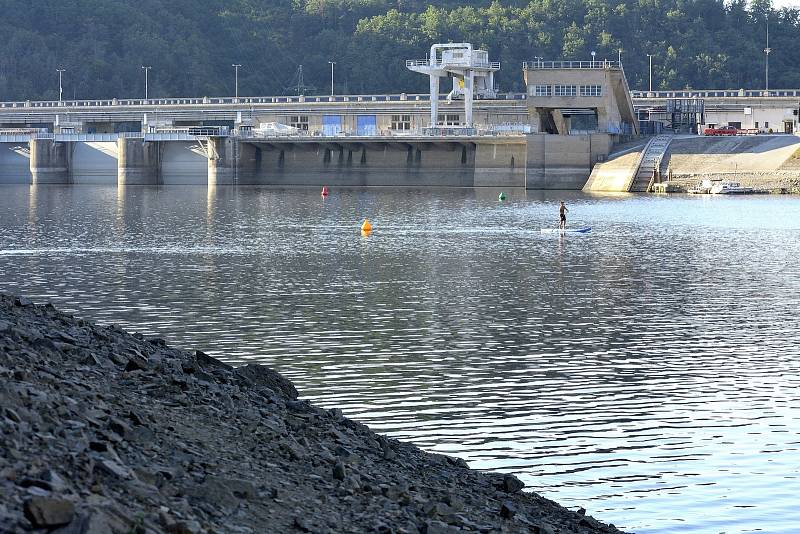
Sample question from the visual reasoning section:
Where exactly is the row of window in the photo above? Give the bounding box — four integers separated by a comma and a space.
533, 85, 602, 97
391, 114, 412, 130
289, 115, 309, 130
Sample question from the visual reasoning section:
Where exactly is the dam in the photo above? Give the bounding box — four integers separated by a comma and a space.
0, 44, 798, 190
0, 47, 639, 190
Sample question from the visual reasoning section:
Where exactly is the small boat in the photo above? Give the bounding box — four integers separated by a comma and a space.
709, 181, 754, 195
540, 227, 592, 234
688, 179, 713, 194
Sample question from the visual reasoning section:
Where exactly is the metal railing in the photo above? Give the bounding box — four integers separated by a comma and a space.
0, 89, 798, 112
406, 59, 501, 69
524, 60, 621, 70
632, 89, 800, 99
0, 92, 533, 110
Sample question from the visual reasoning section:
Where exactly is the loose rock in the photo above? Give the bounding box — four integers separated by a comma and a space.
0, 294, 626, 534
23, 497, 75, 528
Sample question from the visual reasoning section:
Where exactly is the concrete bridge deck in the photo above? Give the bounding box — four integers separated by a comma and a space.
0, 90, 797, 133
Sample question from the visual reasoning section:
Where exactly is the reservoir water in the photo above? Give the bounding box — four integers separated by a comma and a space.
1, 184, 799, 533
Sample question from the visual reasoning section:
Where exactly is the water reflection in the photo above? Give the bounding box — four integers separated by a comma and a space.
1, 185, 799, 533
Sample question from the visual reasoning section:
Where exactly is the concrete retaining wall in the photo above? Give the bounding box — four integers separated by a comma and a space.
236, 142, 478, 187
583, 151, 642, 191
525, 134, 611, 189
664, 135, 800, 174
474, 142, 526, 187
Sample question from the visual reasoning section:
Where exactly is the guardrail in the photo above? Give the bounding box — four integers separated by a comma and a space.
406, 59, 501, 69
632, 89, 800, 98
0, 89, 797, 111
0, 92, 534, 110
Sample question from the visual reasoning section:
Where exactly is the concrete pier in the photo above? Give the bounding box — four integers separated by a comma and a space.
117, 137, 160, 185
29, 138, 71, 184
208, 138, 239, 185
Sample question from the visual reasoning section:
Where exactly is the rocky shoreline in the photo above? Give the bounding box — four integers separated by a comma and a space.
0, 294, 626, 533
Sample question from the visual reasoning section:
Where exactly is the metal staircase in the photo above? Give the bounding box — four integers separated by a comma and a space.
629, 134, 673, 192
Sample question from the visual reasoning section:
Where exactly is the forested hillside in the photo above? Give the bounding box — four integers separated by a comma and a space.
0, 0, 797, 101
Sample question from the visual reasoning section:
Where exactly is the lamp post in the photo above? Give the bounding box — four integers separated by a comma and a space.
141, 66, 152, 100
56, 68, 65, 104
591, 50, 596, 67
232, 64, 242, 100
534, 56, 543, 68
647, 54, 653, 92
764, 22, 771, 93
618, 49, 622, 66
328, 61, 336, 96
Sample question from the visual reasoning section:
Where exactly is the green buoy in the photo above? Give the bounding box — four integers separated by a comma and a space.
498, 192, 507, 201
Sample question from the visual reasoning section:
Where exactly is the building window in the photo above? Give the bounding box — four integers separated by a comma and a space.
580, 85, 602, 97
534, 85, 552, 96
755, 122, 759, 128
438, 113, 461, 126
765, 121, 769, 128
554, 85, 577, 97
391, 114, 411, 130
289, 115, 309, 130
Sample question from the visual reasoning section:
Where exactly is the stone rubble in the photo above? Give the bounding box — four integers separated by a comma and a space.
0, 293, 626, 533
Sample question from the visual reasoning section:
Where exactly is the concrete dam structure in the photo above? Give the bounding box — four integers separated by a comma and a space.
2, 41, 796, 191
0, 133, 533, 188
0, 45, 644, 190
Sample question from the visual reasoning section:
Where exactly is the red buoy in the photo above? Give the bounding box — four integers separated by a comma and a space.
321, 186, 329, 197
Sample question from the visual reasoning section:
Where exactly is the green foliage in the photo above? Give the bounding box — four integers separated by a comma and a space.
0, 0, 797, 100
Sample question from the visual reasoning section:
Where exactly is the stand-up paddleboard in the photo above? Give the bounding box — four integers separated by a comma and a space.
540, 227, 592, 234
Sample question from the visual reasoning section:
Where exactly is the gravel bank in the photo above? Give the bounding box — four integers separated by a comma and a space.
0, 294, 626, 533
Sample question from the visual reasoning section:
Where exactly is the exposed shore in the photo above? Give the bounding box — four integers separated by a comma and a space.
0, 294, 625, 533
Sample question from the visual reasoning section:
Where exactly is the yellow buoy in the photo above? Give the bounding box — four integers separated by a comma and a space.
361, 219, 372, 233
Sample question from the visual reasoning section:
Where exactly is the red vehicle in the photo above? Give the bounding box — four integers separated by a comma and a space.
704, 125, 738, 136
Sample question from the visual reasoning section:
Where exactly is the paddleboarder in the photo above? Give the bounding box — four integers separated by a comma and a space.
559, 201, 568, 230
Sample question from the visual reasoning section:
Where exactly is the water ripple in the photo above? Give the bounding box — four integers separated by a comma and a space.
1, 184, 799, 533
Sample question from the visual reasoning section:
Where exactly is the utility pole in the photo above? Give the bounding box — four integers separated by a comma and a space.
56, 68, 65, 104
764, 21, 771, 93
141, 66, 152, 100
328, 61, 336, 96
647, 54, 654, 92
232, 64, 242, 99
297, 65, 304, 95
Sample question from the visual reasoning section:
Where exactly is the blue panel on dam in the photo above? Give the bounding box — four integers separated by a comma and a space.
357, 115, 377, 136
323, 115, 342, 136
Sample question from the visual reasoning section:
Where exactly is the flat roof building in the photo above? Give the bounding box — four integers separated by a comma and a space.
524, 60, 639, 136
